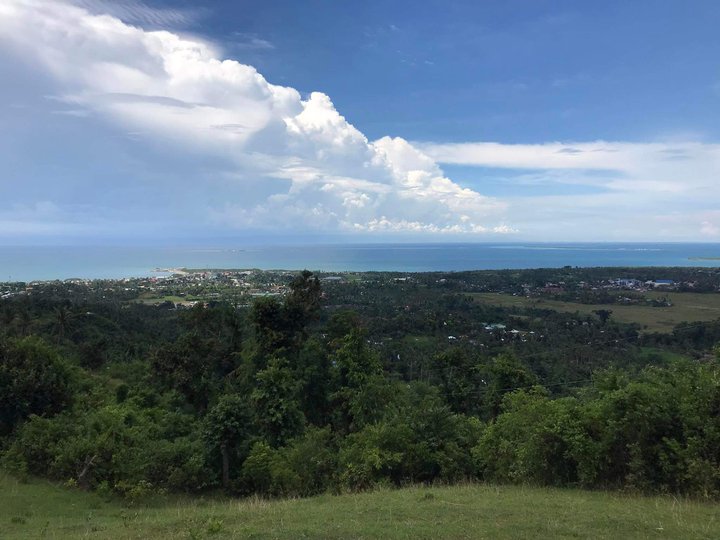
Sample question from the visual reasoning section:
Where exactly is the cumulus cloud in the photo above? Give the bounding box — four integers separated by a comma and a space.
0, 0, 509, 237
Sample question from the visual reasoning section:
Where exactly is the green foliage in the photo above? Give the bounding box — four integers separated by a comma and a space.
239, 441, 281, 494
251, 358, 305, 447
203, 393, 254, 487
5, 402, 211, 494
473, 360, 720, 497
249, 270, 321, 360
249, 297, 288, 358
431, 348, 483, 416
593, 309, 613, 325
325, 310, 361, 344
203, 394, 254, 451
3, 269, 720, 503
474, 388, 589, 486
281, 427, 337, 496
294, 338, 332, 426
284, 270, 322, 330
328, 330, 387, 433
338, 386, 482, 490
239, 428, 336, 497
482, 354, 538, 419
0, 337, 76, 436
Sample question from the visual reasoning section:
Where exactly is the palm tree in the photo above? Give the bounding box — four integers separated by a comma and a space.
1, 306, 13, 331
53, 305, 72, 343
16, 309, 32, 337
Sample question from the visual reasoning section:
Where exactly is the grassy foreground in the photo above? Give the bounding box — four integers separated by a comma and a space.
2, 475, 720, 539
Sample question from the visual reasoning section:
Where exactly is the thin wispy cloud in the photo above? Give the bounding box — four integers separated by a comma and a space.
71, 0, 201, 28
229, 32, 275, 51
421, 140, 720, 240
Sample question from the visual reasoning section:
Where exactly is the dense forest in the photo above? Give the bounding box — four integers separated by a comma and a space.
2, 269, 720, 500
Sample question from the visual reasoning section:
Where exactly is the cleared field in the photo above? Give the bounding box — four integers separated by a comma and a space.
473, 291, 720, 333
133, 295, 202, 305
2, 474, 719, 539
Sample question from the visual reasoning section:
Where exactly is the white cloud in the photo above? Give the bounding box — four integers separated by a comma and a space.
71, 0, 200, 28
0, 201, 82, 237
700, 214, 720, 237
229, 32, 275, 51
420, 140, 720, 241
2, 0, 717, 243
420, 140, 720, 180
0, 0, 509, 237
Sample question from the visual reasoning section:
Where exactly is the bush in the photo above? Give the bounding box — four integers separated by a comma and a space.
4, 402, 210, 493
240, 428, 337, 497
239, 441, 288, 495
0, 337, 76, 436
473, 387, 589, 486
338, 387, 482, 490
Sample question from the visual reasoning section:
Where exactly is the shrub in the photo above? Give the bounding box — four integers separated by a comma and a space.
0, 337, 76, 436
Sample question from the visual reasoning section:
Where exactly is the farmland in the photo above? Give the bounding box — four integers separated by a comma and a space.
473, 291, 720, 333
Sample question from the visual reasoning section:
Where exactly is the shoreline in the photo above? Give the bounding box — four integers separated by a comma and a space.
152, 267, 189, 276
2, 243, 720, 282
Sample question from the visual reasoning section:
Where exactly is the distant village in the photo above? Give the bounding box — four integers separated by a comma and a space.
1, 267, 716, 307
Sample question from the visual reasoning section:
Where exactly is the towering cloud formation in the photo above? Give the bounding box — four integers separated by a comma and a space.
0, 0, 508, 236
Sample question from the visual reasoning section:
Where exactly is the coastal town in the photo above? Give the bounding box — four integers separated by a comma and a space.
2, 266, 718, 306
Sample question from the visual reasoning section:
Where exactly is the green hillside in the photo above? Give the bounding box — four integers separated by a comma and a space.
2, 474, 718, 539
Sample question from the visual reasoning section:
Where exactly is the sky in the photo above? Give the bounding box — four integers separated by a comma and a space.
0, 0, 719, 244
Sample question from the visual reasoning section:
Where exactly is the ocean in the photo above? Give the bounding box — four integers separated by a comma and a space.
1, 243, 720, 282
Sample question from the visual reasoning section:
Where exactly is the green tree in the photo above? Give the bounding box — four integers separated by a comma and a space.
249, 271, 322, 361
52, 305, 73, 343
330, 329, 384, 432
482, 353, 539, 419
0, 337, 75, 436
431, 348, 482, 415
338, 385, 481, 489
150, 326, 239, 411
593, 309, 613, 325
203, 394, 254, 489
251, 358, 305, 446
474, 388, 588, 486
285, 270, 322, 326
249, 296, 289, 360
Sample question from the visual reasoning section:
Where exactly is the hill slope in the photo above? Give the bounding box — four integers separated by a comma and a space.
2, 474, 718, 539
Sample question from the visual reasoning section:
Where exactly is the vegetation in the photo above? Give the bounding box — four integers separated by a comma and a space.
473, 291, 720, 333
3, 474, 720, 539
2, 266, 720, 511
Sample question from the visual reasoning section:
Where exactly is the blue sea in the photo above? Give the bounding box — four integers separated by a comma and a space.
1, 243, 720, 282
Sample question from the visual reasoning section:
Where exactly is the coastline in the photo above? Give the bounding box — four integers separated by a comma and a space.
2, 242, 720, 282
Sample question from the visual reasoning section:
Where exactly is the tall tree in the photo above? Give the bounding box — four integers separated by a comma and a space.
0, 337, 75, 436
203, 394, 254, 489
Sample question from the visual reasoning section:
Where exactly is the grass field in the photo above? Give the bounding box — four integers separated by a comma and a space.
473, 291, 720, 333
133, 295, 202, 306
2, 474, 720, 539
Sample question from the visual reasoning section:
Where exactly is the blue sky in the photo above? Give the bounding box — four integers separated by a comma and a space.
1, 0, 719, 243
208, 0, 720, 142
